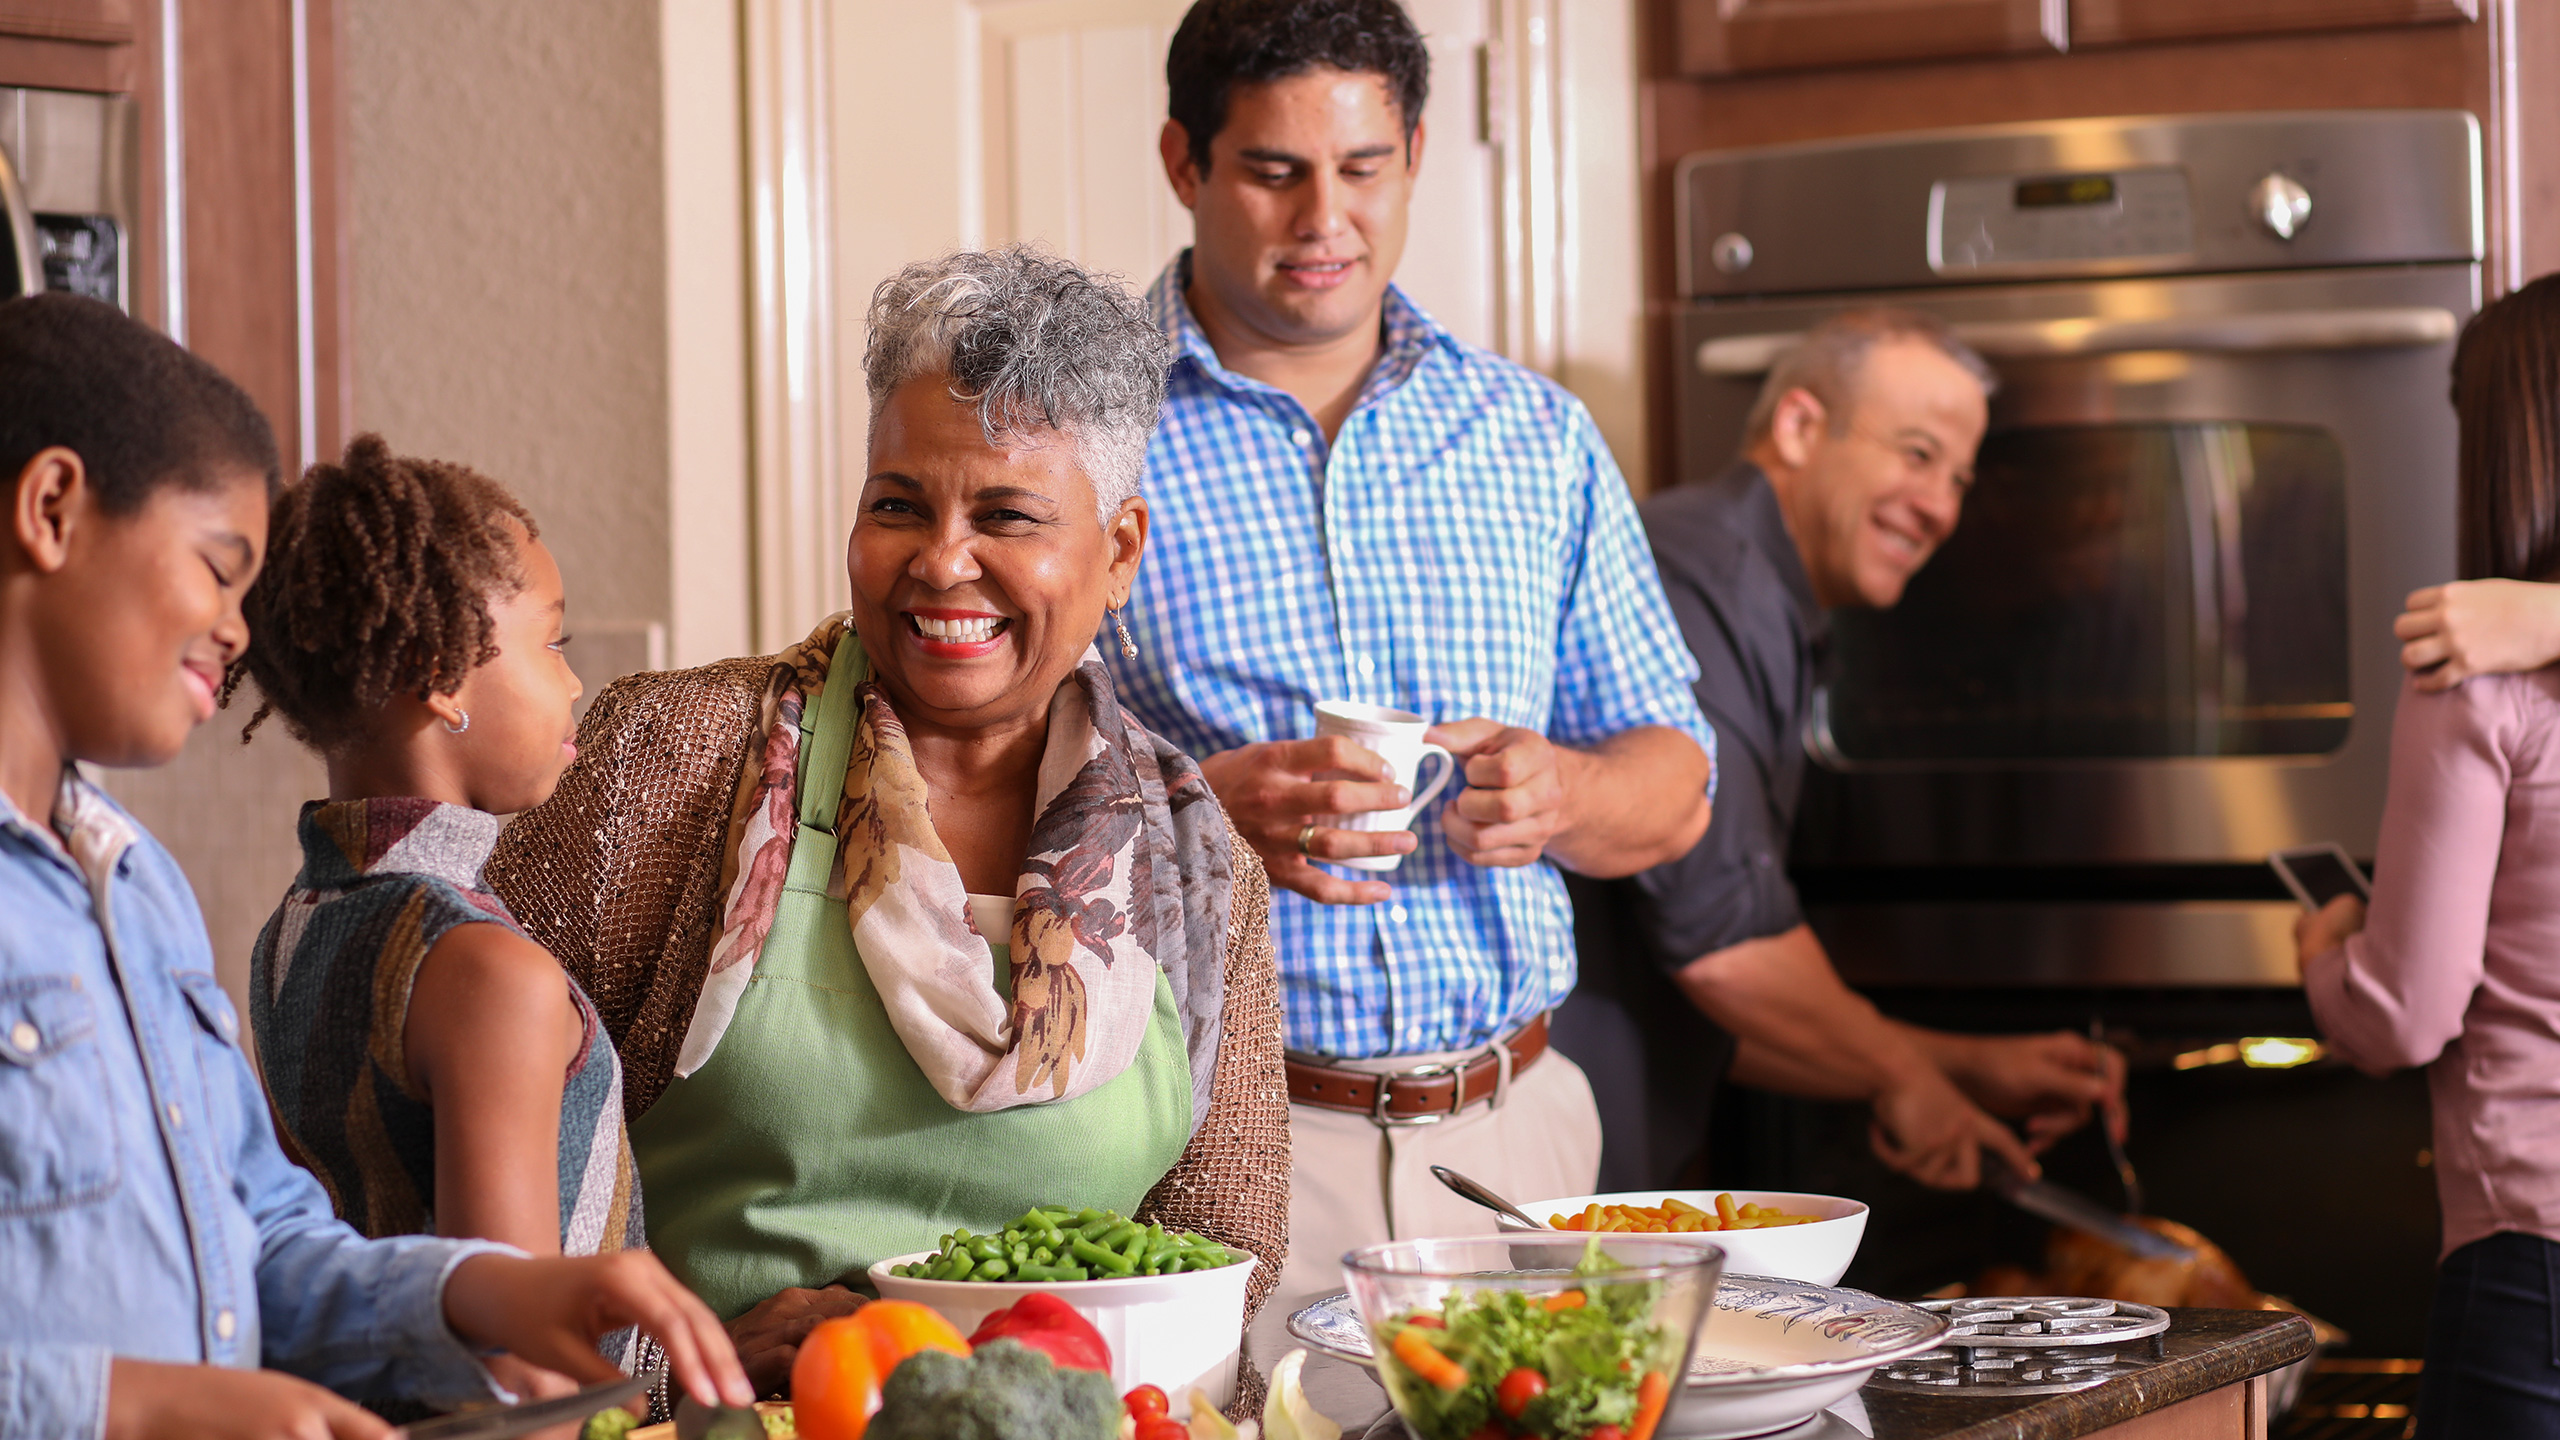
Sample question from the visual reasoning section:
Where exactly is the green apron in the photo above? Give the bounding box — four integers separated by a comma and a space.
630, 633, 1194, 1318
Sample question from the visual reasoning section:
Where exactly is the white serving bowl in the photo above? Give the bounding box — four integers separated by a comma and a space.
1511, 1190, 1868, 1285
869, 1251, 1256, 1412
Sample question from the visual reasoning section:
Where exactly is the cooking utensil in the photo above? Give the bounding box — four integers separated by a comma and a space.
1428, 1164, 1544, 1229
2091, 1019, 2144, 1216
1988, 1163, 2193, 1261
673, 1396, 763, 1440
393, 1375, 649, 1440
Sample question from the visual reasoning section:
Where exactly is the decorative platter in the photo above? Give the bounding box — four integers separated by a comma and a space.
1289, 1273, 1949, 1439
1865, 1297, 2174, 1397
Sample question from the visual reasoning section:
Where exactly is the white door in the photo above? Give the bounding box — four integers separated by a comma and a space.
971, 0, 1501, 349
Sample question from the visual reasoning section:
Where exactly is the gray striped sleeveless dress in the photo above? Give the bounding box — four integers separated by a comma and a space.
250, 797, 648, 1364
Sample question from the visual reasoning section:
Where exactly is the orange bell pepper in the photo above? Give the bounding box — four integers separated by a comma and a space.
790, 1300, 972, 1440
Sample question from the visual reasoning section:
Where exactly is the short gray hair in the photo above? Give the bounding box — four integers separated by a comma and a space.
864, 245, 1169, 522
1742, 307, 1998, 444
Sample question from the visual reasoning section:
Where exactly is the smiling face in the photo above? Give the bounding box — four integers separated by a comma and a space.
850, 378, 1147, 736
18, 452, 268, 771
1163, 65, 1419, 351
439, 524, 581, 815
1761, 338, 1991, 610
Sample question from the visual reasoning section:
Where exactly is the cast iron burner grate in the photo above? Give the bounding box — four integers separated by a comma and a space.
1868, 1298, 2173, 1395
2274, 1359, 2421, 1440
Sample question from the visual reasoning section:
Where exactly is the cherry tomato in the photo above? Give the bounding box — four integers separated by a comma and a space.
1587, 1427, 1626, 1440
1137, 1419, 1191, 1440
1406, 1314, 1446, 1329
1496, 1367, 1548, 1418
1124, 1385, 1171, 1418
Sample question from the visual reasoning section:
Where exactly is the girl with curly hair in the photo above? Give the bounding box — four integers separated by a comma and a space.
231, 434, 662, 1408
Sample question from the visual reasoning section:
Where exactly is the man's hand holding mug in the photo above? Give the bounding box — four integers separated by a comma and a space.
1199, 702, 1459, 906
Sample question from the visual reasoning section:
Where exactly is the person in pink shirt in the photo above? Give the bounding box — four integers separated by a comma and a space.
2298, 271, 2560, 1440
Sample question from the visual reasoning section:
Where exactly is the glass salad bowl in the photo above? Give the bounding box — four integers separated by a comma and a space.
1341, 1234, 1724, 1440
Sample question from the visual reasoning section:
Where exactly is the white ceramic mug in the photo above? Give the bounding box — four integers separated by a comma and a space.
1312, 701, 1457, 872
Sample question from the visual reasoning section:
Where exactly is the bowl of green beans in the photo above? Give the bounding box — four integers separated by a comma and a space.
868, 1206, 1256, 1408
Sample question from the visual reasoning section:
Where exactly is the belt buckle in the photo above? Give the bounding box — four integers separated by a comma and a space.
1374, 1061, 1463, 1127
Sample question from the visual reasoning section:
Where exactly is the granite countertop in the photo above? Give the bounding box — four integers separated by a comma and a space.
1333, 1307, 2315, 1440
1858, 1307, 2317, 1440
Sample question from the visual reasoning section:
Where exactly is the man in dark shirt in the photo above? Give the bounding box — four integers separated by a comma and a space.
1560, 308, 2127, 1192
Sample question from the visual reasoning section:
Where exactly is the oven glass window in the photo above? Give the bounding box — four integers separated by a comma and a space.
1819, 422, 2351, 762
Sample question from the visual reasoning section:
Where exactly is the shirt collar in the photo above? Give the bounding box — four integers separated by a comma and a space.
1145, 250, 1466, 412
1723, 460, 1829, 648
296, 796, 503, 893
0, 766, 140, 891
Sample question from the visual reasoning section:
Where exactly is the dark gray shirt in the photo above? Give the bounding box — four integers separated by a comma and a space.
1555, 461, 1825, 1188
1621, 460, 1828, 963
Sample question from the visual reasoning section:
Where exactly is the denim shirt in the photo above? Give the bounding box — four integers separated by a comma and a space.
0, 769, 512, 1439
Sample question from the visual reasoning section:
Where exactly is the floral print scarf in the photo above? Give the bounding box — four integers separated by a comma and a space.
676, 615, 1233, 1119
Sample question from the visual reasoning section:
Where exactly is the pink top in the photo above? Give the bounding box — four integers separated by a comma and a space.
2304, 670, 2560, 1259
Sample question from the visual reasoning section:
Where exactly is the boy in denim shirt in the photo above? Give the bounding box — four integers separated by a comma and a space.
0, 294, 751, 1439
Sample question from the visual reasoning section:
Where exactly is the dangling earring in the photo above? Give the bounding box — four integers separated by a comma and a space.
443, 710, 471, 736
1111, 603, 1139, 660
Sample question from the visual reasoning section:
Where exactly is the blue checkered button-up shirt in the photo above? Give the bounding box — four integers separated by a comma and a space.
1108, 255, 1716, 1060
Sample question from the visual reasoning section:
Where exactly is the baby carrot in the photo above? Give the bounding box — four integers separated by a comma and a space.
1392, 1325, 1470, 1390
1629, 1370, 1672, 1440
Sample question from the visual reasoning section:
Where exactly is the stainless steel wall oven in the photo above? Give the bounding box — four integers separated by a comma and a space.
1674, 110, 2481, 987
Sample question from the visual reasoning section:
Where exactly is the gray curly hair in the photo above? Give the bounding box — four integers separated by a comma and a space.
864, 245, 1169, 522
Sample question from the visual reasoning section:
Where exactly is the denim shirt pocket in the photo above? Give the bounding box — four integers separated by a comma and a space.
0, 974, 121, 1216
174, 971, 247, 1142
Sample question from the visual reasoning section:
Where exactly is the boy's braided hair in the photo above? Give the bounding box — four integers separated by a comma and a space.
223, 433, 535, 750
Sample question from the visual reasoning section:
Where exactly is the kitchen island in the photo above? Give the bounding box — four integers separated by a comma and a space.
1338, 1307, 2315, 1439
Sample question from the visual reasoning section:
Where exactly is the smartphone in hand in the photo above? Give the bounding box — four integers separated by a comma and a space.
2269, 842, 2372, 912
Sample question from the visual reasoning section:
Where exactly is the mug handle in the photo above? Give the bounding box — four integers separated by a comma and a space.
1402, 744, 1457, 821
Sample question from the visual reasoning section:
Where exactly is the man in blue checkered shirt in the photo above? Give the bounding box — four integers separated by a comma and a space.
1109, 0, 1716, 1331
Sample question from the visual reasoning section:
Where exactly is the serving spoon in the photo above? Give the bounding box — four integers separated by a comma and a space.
1431, 1164, 1548, 1230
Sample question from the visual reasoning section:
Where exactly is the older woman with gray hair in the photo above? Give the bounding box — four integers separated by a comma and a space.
487, 246, 1285, 1394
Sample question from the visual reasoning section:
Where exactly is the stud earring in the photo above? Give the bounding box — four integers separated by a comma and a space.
443, 710, 471, 736
1110, 604, 1139, 660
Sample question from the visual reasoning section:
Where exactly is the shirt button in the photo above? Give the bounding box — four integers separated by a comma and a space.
1290, 428, 1312, 448
1358, 657, 1376, 676
166, 1101, 183, 1129
215, 1308, 236, 1340
8, 1021, 36, 1054
1389, 905, 1408, 923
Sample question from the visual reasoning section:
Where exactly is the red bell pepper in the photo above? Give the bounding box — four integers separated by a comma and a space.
965, 1291, 1112, 1373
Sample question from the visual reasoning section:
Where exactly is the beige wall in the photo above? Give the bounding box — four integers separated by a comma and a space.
106, 0, 753, 1011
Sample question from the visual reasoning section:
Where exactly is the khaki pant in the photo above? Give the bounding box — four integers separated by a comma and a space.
1245, 1038, 1603, 1429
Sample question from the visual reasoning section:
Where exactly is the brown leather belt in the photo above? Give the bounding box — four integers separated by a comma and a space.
1285, 1013, 1549, 1125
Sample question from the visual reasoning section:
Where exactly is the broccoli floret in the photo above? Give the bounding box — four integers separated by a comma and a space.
866, 1338, 1121, 1440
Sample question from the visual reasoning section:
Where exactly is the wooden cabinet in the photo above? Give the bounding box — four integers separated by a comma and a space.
2074, 0, 2475, 48
0, 0, 344, 473
1678, 0, 2063, 76
1678, 0, 2471, 76
0, 0, 137, 90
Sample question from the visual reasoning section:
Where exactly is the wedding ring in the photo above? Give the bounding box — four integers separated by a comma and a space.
1298, 823, 1319, 855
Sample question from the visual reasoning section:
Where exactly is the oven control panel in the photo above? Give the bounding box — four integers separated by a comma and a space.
1929, 168, 2194, 275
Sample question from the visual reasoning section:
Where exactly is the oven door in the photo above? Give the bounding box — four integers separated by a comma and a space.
1677, 263, 2475, 871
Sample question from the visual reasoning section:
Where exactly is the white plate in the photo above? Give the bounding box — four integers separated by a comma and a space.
1288, 1273, 1947, 1439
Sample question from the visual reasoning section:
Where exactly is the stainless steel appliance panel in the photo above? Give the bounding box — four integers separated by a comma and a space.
1678, 110, 2479, 299
1679, 262, 2474, 869
0, 87, 140, 309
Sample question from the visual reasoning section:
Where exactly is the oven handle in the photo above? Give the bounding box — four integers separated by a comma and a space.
1696, 306, 2461, 377
0, 142, 39, 299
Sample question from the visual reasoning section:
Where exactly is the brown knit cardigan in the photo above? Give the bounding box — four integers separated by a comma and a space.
484, 655, 1291, 1330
